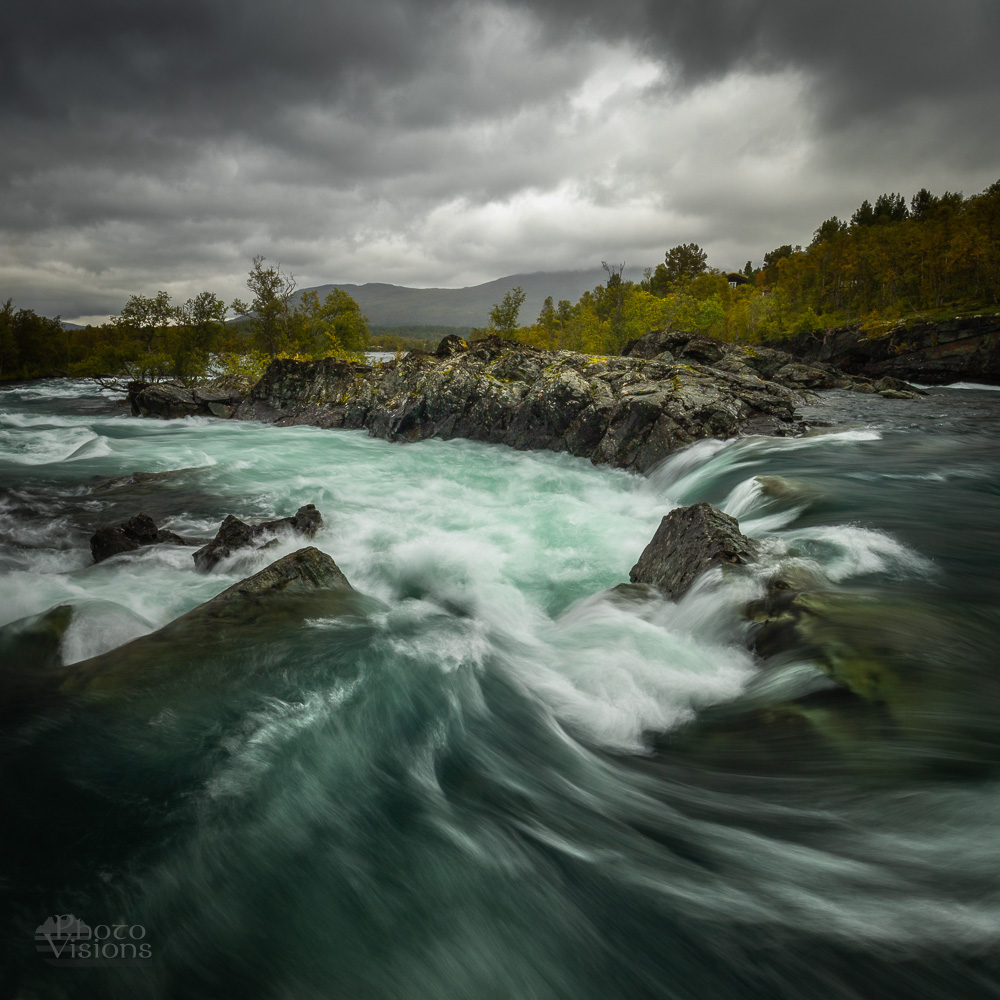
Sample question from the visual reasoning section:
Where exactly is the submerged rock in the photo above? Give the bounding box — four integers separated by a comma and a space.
629, 503, 758, 600
61, 547, 369, 695
0, 604, 74, 672
235, 336, 801, 473
90, 512, 188, 563
192, 504, 323, 571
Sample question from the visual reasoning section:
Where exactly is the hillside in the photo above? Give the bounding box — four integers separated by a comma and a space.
301, 268, 645, 328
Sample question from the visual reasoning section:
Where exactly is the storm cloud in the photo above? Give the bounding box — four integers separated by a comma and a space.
2, 0, 997, 321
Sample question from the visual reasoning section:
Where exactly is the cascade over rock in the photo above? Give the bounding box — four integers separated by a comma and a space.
192, 504, 324, 571
61, 547, 366, 695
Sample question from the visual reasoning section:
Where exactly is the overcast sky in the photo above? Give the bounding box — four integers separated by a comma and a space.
2, 0, 998, 323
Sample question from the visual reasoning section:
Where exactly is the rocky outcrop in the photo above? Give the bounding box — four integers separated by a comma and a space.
629, 503, 758, 600
235, 335, 802, 473
192, 504, 323, 571
623, 329, 931, 398
771, 314, 1000, 385
90, 512, 188, 563
127, 375, 256, 419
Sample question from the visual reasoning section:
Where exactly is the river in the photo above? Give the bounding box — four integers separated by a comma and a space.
1, 378, 998, 998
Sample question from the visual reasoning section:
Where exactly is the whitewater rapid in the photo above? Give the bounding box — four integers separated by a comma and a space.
2, 377, 1000, 999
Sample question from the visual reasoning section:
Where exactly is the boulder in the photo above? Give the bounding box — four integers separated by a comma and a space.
435, 334, 470, 358
60, 547, 368, 695
770, 362, 844, 390
193, 504, 323, 571
128, 376, 255, 419
90, 512, 188, 563
872, 376, 924, 399
207, 545, 351, 603
629, 503, 758, 600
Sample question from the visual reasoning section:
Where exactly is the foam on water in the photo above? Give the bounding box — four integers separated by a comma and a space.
4, 378, 1000, 1000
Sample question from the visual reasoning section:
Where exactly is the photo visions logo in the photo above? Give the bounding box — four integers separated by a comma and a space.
35, 914, 152, 966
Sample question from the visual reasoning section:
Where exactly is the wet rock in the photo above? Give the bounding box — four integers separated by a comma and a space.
89, 525, 141, 562
0, 604, 74, 672
193, 504, 323, 571
90, 512, 188, 563
771, 362, 844, 390
60, 547, 372, 695
869, 376, 924, 399
874, 375, 926, 395
128, 376, 255, 419
629, 502, 758, 600
207, 545, 351, 603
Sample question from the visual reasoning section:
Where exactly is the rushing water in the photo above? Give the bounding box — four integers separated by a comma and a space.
1, 378, 999, 998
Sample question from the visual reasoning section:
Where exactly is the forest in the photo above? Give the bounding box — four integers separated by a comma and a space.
486, 179, 1000, 356
2, 180, 998, 382
0, 256, 369, 384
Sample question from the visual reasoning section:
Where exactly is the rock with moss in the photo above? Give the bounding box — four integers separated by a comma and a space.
128, 375, 255, 419
235, 336, 801, 473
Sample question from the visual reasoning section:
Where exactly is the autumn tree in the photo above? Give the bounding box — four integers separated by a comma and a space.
489, 286, 526, 335
662, 243, 708, 283
296, 289, 369, 356
231, 255, 297, 357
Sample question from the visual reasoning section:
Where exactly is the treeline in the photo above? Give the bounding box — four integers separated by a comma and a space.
0, 256, 370, 384
484, 178, 1000, 354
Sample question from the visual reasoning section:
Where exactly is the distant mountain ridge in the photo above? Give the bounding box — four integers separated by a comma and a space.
301, 268, 646, 328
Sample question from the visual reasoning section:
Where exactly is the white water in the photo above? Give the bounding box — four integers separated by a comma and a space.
4, 379, 1000, 1000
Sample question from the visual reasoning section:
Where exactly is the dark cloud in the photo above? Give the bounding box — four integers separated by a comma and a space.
527, 0, 1000, 118
2, 0, 997, 320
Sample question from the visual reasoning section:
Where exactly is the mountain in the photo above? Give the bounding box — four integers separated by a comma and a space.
301, 268, 647, 328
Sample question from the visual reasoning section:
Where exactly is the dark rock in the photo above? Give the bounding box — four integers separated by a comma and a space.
0, 604, 74, 672
90, 526, 141, 563
622, 329, 878, 395
629, 503, 758, 600
435, 334, 470, 357
61, 547, 370, 695
193, 504, 324, 571
121, 513, 159, 545
90, 512, 191, 563
873, 375, 922, 394
771, 362, 844, 389
235, 336, 800, 473
128, 376, 255, 419
128, 381, 201, 419
769, 314, 1000, 385
872, 376, 924, 399
208, 545, 351, 603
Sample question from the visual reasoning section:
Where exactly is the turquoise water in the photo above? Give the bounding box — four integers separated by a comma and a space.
1, 379, 999, 998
